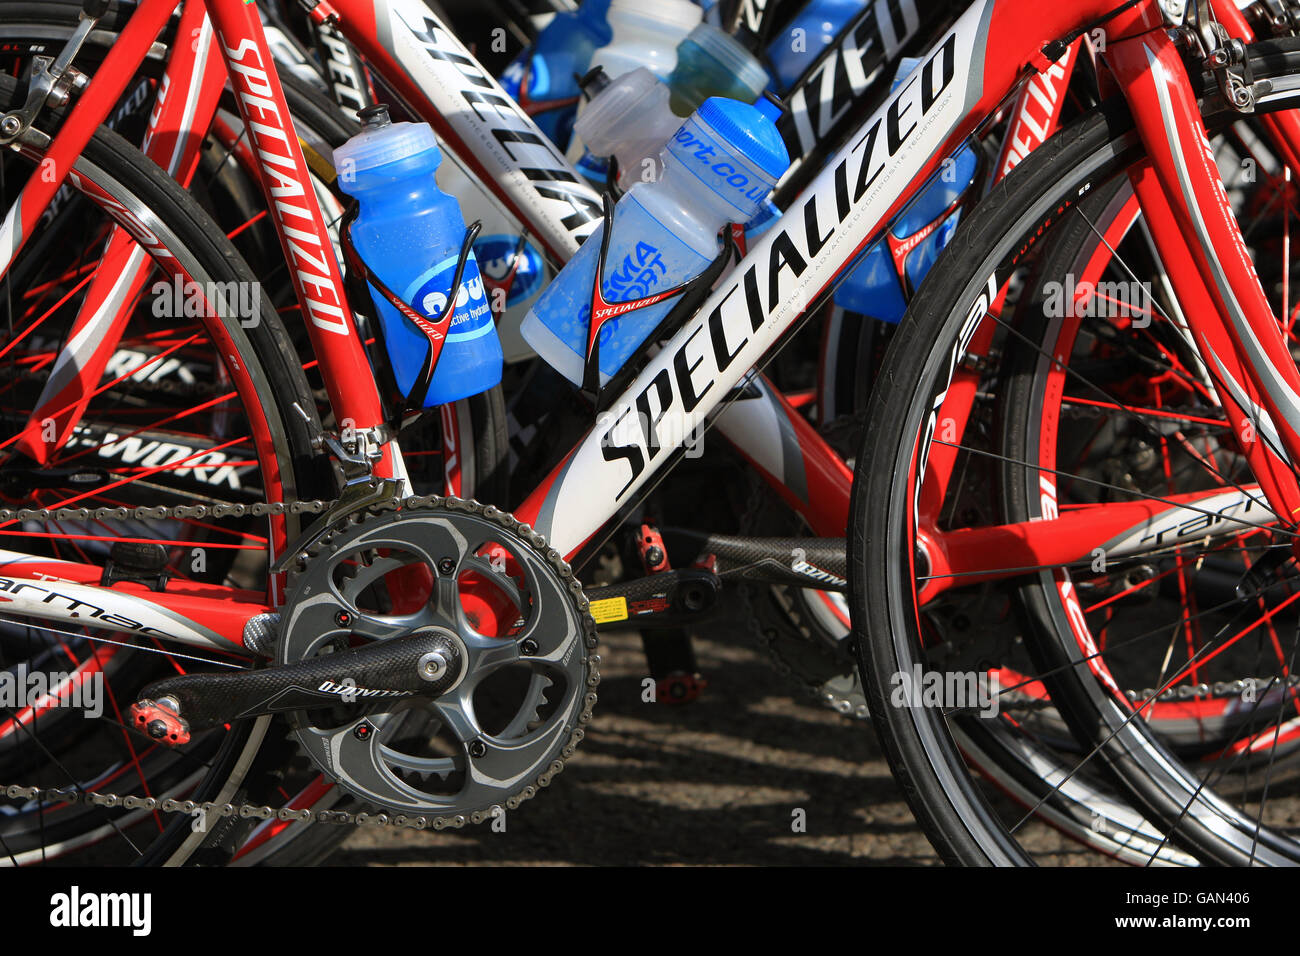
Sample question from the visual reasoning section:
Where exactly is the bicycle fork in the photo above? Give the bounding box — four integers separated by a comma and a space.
1108, 27, 1300, 548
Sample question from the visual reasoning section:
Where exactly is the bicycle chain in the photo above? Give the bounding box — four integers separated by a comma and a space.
1124, 674, 1300, 705
0, 499, 331, 524
0, 493, 601, 834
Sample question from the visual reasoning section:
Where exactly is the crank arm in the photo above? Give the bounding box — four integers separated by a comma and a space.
584, 568, 721, 630
668, 530, 847, 591
128, 629, 464, 744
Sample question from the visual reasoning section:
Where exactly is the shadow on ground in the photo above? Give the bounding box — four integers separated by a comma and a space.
331, 607, 1099, 866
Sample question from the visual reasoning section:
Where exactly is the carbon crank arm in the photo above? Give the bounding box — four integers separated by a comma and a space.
128, 629, 464, 746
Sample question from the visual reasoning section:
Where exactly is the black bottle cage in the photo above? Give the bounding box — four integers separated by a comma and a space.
604, 155, 622, 202
339, 200, 481, 412
582, 192, 740, 411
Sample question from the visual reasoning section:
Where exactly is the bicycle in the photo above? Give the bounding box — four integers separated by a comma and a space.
0, 0, 1294, 868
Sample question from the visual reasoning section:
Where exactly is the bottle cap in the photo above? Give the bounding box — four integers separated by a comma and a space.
358, 104, 393, 129
694, 96, 789, 181
578, 65, 612, 100
333, 106, 440, 176
609, 0, 701, 31
677, 23, 768, 99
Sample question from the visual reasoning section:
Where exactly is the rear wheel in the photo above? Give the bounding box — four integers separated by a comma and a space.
0, 75, 324, 865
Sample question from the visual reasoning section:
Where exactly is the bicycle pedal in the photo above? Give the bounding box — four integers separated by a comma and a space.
128, 697, 191, 747
657, 672, 707, 704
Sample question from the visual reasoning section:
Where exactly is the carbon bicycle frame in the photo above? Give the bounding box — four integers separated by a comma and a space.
2, 0, 1299, 664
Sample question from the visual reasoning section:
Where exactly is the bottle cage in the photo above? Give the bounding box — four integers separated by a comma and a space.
339, 200, 481, 412
604, 155, 622, 201
583, 192, 742, 413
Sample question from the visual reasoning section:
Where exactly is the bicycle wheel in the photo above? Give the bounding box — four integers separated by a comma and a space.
996, 133, 1300, 856
0, 68, 326, 865
850, 39, 1300, 865
0, 6, 510, 864
0, 2, 511, 509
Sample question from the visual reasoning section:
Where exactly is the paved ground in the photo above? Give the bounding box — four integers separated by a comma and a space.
332, 617, 1105, 866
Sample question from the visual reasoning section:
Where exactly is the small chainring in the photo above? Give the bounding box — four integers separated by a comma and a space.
278, 496, 598, 820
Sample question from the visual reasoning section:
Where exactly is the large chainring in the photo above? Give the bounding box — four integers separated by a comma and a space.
278, 496, 598, 820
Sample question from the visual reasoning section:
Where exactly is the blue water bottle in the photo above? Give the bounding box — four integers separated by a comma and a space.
765, 0, 866, 93
521, 96, 789, 386
832, 60, 979, 323
500, 0, 612, 150
335, 106, 503, 406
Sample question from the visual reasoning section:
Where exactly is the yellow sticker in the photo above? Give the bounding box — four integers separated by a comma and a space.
588, 596, 628, 625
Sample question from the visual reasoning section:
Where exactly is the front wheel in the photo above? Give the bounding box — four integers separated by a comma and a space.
850, 42, 1300, 865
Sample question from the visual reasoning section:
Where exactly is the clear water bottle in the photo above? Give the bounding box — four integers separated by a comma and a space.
569, 0, 702, 183
335, 106, 503, 406
588, 0, 702, 83
574, 22, 769, 192
521, 96, 789, 386
499, 0, 612, 150
573, 68, 682, 191
667, 22, 769, 115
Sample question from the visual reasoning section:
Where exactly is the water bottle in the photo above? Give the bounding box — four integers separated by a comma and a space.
521, 96, 789, 386
573, 68, 683, 191
574, 21, 769, 192
588, 0, 702, 83
499, 0, 612, 150
569, 0, 702, 182
335, 106, 503, 405
667, 22, 769, 115
832, 142, 978, 321
765, 0, 866, 93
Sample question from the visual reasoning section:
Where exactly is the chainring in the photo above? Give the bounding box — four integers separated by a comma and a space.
278, 495, 598, 821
